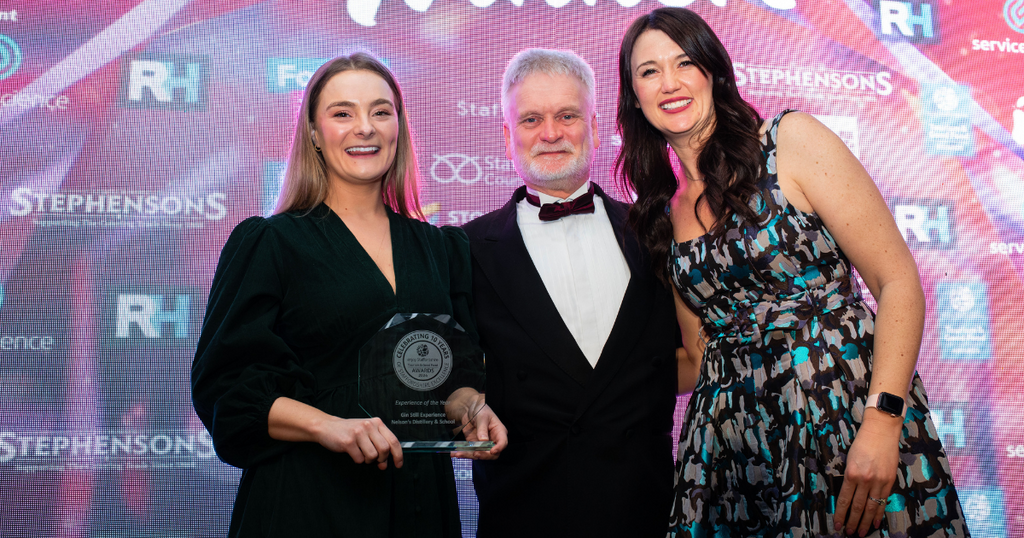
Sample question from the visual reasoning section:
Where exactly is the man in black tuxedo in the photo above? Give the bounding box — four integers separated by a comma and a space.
462, 49, 680, 537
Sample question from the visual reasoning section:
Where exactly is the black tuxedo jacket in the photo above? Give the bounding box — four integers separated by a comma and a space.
463, 185, 679, 538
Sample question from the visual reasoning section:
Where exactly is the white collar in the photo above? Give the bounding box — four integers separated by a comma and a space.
525, 181, 592, 206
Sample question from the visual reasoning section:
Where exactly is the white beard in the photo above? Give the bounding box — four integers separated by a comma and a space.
512, 137, 593, 192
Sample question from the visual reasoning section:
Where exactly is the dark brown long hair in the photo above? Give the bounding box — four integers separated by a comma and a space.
615, 8, 764, 284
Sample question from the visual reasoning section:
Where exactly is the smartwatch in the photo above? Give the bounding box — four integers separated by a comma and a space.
866, 392, 906, 419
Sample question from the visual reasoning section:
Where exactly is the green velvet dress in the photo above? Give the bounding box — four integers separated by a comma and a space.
191, 203, 475, 537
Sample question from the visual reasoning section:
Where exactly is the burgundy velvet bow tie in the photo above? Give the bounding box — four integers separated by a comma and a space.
524, 189, 596, 222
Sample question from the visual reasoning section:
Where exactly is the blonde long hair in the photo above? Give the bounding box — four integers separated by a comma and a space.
274, 52, 421, 218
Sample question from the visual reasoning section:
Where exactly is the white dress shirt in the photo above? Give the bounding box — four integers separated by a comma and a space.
516, 181, 632, 368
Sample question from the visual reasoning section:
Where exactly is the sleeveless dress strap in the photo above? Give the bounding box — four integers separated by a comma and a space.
762, 109, 797, 176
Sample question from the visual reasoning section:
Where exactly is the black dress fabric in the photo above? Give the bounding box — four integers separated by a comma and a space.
192, 203, 477, 537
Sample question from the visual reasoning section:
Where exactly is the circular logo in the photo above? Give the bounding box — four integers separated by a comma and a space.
1006, 0, 1024, 34
962, 493, 991, 520
949, 286, 976, 313
0, 34, 23, 81
431, 154, 483, 184
392, 330, 452, 391
931, 87, 960, 112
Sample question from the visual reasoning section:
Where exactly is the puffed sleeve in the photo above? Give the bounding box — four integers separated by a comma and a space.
191, 217, 316, 469
438, 225, 489, 406
441, 225, 478, 343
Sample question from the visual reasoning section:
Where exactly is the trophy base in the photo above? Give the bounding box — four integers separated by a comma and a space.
399, 441, 496, 453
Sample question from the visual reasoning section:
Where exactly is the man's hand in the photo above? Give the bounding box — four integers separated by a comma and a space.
447, 388, 508, 460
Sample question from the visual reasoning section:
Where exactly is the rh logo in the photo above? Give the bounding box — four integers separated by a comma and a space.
931, 406, 967, 450
115, 294, 191, 339
891, 199, 954, 249
876, 1, 938, 43
119, 54, 207, 110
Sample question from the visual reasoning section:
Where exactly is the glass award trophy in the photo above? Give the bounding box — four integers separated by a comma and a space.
358, 313, 494, 452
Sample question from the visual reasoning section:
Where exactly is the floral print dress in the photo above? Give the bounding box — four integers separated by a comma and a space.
667, 111, 970, 538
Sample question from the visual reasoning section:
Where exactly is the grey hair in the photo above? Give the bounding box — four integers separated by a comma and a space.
501, 48, 596, 122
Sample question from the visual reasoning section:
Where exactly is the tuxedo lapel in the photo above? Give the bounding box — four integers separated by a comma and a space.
575, 186, 658, 414
470, 187, 593, 387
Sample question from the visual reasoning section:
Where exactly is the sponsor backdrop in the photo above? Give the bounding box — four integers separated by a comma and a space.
1, 0, 1022, 536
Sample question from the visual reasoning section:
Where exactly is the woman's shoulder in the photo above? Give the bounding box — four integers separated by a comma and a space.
759, 109, 812, 141
401, 215, 468, 246
258, 205, 335, 235
760, 110, 846, 169
763, 110, 838, 145
226, 215, 270, 243
224, 210, 314, 251
217, 216, 278, 259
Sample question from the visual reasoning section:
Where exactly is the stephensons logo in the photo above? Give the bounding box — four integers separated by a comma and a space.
346, 0, 795, 27
734, 63, 892, 103
0, 430, 216, 471
8, 188, 227, 228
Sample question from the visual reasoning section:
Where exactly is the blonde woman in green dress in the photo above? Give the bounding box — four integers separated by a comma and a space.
192, 52, 506, 538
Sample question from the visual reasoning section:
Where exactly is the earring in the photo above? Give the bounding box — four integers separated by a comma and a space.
311, 132, 322, 152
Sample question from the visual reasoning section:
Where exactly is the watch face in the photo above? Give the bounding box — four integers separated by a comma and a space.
877, 392, 905, 415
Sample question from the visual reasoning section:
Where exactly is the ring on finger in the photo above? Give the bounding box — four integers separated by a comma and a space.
868, 496, 886, 506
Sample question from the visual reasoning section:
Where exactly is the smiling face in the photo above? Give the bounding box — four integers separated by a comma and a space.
312, 69, 400, 190
503, 72, 599, 197
630, 29, 715, 151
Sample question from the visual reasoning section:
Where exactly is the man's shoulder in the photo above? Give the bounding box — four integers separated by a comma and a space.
594, 186, 631, 233
600, 195, 629, 222
462, 199, 516, 241
592, 182, 628, 206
